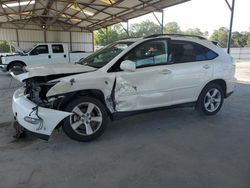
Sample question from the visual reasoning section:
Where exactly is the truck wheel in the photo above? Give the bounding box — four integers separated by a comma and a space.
8, 62, 25, 73
196, 83, 224, 115
62, 96, 108, 142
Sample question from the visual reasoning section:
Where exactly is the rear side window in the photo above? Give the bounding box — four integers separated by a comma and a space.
170, 40, 218, 64
52, 44, 64, 53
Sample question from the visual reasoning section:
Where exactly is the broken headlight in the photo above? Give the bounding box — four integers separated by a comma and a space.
24, 79, 60, 107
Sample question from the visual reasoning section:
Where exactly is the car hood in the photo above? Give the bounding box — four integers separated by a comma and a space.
11, 63, 96, 82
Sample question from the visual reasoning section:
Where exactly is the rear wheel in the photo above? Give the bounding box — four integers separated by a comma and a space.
196, 83, 224, 115
62, 97, 108, 142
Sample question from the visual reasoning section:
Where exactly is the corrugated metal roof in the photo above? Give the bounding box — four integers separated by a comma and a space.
0, 0, 190, 31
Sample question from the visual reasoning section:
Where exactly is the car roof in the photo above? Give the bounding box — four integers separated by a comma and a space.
117, 34, 208, 43
117, 38, 142, 43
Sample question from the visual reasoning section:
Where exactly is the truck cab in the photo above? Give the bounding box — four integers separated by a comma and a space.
0, 43, 92, 72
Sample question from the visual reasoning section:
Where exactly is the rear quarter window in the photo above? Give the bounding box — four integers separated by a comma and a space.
170, 40, 218, 64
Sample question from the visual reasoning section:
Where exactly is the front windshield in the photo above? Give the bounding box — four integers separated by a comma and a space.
79, 42, 133, 68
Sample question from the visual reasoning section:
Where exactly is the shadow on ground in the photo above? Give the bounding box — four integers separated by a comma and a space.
0, 82, 249, 188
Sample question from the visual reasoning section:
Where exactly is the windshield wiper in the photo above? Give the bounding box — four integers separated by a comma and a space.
80, 63, 100, 68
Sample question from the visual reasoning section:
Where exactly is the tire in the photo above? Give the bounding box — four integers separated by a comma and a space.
62, 96, 108, 142
8, 62, 25, 72
196, 83, 224, 115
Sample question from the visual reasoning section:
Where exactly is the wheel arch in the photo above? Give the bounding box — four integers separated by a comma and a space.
202, 79, 227, 98
57, 89, 111, 115
54, 89, 111, 129
7, 61, 26, 71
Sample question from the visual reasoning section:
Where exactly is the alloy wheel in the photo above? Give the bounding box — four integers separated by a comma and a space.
204, 88, 222, 112
70, 102, 103, 136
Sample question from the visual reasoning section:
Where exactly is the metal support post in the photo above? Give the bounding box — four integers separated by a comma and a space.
225, 0, 235, 54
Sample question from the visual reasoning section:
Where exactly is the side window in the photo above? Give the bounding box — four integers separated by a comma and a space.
30, 45, 48, 55
170, 40, 218, 64
124, 40, 168, 68
52, 44, 64, 53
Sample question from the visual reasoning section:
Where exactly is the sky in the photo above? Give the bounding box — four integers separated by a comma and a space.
129, 0, 250, 35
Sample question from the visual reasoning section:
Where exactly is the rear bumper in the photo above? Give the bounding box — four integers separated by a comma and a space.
0, 64, 7, 71
226, 77, 237, 98
12, 87, 72, 140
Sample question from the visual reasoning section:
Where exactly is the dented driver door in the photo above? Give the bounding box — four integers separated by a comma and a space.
114, 39, 173, 112
114, 66, 173, 112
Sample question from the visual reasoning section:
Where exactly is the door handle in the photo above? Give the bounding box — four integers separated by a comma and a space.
64, 54, 67, 58
160, 69, 172, 74
203, 64, 210, 69
48, 55, 51, 59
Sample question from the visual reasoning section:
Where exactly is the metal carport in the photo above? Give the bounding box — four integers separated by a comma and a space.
0, 0, 189, 51
0, 0, 235, 52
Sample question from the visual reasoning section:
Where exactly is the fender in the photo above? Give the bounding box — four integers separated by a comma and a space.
46, 74, 116, 112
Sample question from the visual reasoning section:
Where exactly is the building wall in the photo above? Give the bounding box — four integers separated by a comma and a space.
228, 48, 250, 60
0, 28, 93, 52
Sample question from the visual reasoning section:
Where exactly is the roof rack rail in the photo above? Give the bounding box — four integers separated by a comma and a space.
144, 33, 207, 40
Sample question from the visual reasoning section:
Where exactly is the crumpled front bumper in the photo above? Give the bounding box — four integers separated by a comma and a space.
12, 87, 72, 140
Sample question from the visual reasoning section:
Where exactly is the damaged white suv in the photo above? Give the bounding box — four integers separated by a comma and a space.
12, 34, 236, 142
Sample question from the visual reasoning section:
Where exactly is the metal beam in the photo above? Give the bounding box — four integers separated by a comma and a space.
152, 10, 164, 34
44, 30, 47, 42
69, 31, 72, 51
161, 10, 164, 34
120, 22, 129, 36
225, 0, 235, 54
16, 29, 19, 46
224, 0, 232, 10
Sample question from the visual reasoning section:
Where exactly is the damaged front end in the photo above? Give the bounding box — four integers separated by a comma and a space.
24, 78, 61, 108
12, 77, 72, 140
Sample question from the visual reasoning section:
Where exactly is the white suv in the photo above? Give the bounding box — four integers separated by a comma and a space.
11, 34, 236, 142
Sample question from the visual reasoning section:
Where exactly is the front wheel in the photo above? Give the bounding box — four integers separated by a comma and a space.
62, 97, 108, 142
196, 83, 224, 115
8, 62, 25, 73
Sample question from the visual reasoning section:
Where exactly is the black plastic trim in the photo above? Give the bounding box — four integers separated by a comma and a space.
111, 101, 196, 120
226, 91, 234, 98
26, 130, 50, 141
144, 33, 207, 40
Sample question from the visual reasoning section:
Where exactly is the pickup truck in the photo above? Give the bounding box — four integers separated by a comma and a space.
0, 43, 92, 72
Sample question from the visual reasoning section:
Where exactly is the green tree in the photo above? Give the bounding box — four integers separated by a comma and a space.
130, 20, 161, 37
210, 27, 229, 48
94, 24, 127, 46
164, 22, 181, 34
183, 28, 208, 37
0, 41, 10, 53
231, 31, 249, 47
246, 27, 250, 47
247, 35, 250, 47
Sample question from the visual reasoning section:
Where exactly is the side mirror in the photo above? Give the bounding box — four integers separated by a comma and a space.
120, 60, 136, 72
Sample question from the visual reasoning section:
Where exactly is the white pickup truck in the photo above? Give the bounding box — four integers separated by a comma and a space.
0, 43, 92, 72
